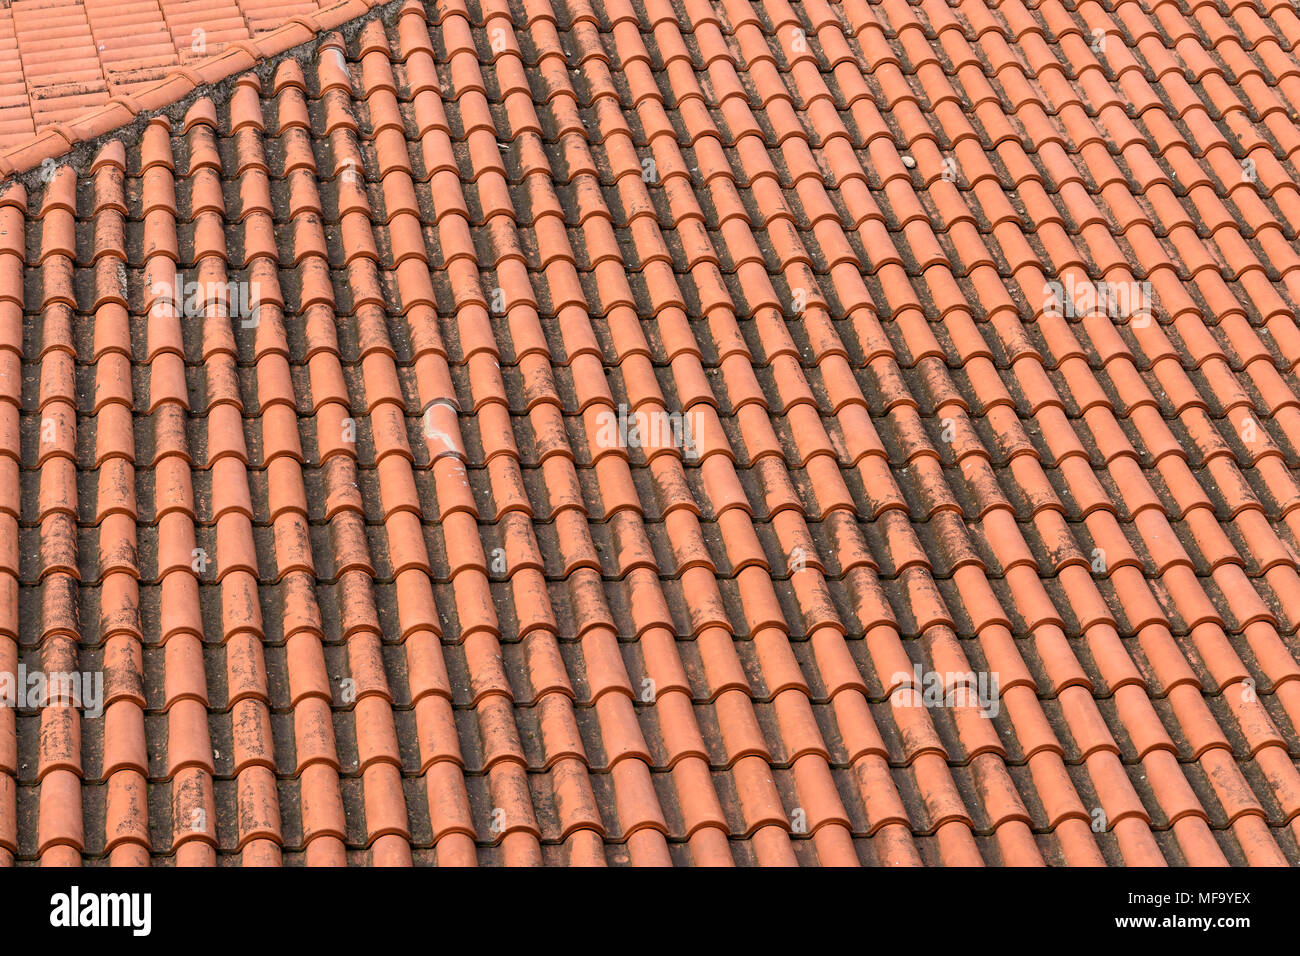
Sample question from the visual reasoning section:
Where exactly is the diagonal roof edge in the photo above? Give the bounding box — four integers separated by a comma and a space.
0, 0, 400, 183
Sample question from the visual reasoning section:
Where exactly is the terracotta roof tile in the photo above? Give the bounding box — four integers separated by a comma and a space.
0, 8, 35, 144
1, 0, 1300, 866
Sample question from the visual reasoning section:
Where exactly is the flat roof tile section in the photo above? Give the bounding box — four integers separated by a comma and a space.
1, 0, 1300, 866
243, 0, 328, 33
83, 0, 185, 92
0, 7, 33, 142
11, 0, 111, 129
157, 0, 257, 65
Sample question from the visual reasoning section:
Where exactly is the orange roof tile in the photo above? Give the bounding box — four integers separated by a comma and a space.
1, 0, 1300, 866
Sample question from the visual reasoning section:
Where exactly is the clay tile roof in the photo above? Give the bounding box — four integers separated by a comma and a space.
1, 0, 1300, 867
0, 0, 391, 176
